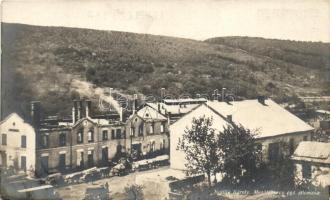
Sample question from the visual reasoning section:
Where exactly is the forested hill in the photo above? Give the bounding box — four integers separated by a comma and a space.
1, 23, 329, 119
205, 36, 330, 72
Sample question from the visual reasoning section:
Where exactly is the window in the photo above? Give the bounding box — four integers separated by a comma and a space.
102, 147, 108, 164
21, 135, 27, 148
59, 132, 66, 146
130, 127, 135, 137
88, 130, 94, 142
138, 124, 144, 136
149, 123, 154, 134
268, 142, 280, 161
59, 154, 66, 171
87, 150, 94, 167
77, 131, 83, 144
77, 152, 84, 168
161, 123, 165, 133
111, 130, 115, 139
303, 136, 308, 141
116, 129, 122, 139
21, 156, 26, 171
42, 135, 49, 148
41, 156, 49, 175
289, 138, 295, 155
102, 130, 108, 141
150, 141, 155, 152
302, 163, 312, 179
1, 134, 7, 145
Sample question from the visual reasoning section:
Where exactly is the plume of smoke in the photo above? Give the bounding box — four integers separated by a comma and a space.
95, 87, 122, 113
71, 79, 122, 114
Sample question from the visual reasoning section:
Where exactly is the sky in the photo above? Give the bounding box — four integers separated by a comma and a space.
1, 0, 330, 42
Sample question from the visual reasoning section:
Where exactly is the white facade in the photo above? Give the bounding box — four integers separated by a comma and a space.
170, 104, 229, 170
0, 113, 36, 176
170, 99, 314, 171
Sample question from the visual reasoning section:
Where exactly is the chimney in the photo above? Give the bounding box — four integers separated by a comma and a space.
31, 101, 41, 129
73, 100, 79, 122
227, 115, 232, 122
257, 96, 267, 105
196, 93, 201, 98
133, 94, 138, 114
120, 107, 123, 122
212, 89, 219, 101
161, 88, 166, 101
72, 107, 76, 124
77, 100, 83, 120
85, 100, 91, 118
167, 112, 171, 125
221, 88, 226, 102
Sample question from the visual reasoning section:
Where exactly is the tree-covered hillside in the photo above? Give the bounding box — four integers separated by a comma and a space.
1, 23, 329, 119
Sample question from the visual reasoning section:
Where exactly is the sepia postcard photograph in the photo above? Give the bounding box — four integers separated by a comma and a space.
0, 0, 330, 199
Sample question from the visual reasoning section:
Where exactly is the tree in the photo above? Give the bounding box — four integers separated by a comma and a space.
218, 123, 261, 187
267, 141, 295, 191
124, 184, 144, 200
177, 116, 221, 187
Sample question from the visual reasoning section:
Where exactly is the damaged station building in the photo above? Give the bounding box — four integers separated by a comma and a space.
30, 97, 169, 177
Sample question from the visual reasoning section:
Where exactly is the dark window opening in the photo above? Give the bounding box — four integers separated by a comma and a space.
1, 134, 7, 145
289, 138, 295, 155
116, 129, 122, 139
87, 150, 94, 167
59, 154, 66, 171
138, 124, 144, 136
102, 147, 108, 165
42, 135, 49, 148
40, 156, 49, 176
111, 130, 115, 139
21, 135, 27, 148
268, 142, 280, 161
302, 162, 312, 179
102, 130, 108, 141
21, 156, 26, 171
59, 133, 66, 146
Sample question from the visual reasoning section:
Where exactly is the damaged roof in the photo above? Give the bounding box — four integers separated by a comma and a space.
136, 105, 167, 121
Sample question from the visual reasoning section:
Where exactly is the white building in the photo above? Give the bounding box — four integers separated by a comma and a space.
0, 113, 36, 176
292, 141, 330, 188
170, 98, 314, 170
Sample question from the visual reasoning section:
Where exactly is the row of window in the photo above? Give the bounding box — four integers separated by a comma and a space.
40, 129, 125, 148
130, 123, 166, 137
1, 134, 26, 148
40, 148, 110, 173
102, 129, 125, 141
